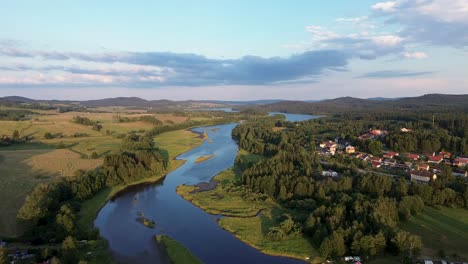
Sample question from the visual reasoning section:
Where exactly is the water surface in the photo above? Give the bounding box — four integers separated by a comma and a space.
95, 123, 306, 264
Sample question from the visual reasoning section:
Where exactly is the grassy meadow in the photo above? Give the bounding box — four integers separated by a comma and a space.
0, 108, 200, 238
400, 206, 468, 261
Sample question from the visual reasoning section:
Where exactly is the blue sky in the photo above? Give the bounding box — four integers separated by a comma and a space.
0, 0, 467, 100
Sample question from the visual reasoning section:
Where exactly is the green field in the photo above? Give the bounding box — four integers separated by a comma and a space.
155, 235, 203, 264
400, 206, 468, 261
0, 109, 204, 238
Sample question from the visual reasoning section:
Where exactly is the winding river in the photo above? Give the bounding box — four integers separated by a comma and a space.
95, 114, 318, 264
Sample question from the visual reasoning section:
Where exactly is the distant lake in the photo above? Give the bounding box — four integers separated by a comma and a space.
194, 108, 240, 112
268, 112, 322, 122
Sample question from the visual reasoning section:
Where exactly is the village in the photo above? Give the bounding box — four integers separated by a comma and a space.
317, 129, 468, 183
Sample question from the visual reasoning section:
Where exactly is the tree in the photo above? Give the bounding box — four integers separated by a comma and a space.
56, 205, 76, 235
61, 236, 78, 264
392, 231, 422, 258
12, 130, 20, 140
0, 247, 9, 264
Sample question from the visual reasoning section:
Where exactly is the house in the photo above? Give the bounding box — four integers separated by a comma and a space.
383, 151, 399, 159
400, 127, 412, 132
428, 155, 443, 164
439, 151, 452, 159
322, 170, 338, 177
418, 163, 430, 171
406, 153, 420, 161
372, 161, 381, 168
454, 157, 468, 167
345, 146, 355, 154
320, 141, 337, 155
370, 156, 382, 163
410, 170, 437, 183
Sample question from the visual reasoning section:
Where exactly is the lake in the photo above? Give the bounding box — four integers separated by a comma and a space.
94, 123, 307, 264
268, 112, 322, 122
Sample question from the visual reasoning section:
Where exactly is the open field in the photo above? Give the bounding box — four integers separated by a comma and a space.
0, 148, 101, 237
0, 109, 202, 238
155, 235, 203, 264
400, 206, 468, 261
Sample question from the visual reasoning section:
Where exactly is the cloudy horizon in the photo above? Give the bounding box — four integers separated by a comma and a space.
1, 0, 467, 100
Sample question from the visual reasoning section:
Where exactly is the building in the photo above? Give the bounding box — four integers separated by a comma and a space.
371, 161, 381, 168
438, 151, 452, 159
428, 155, 443, 164
320, 141, 337, 155
345, 145, 355, 154
405, 153, 420, 161
400, 128, 412, 132
322, 170, 338, 177
383, 151, 399, 159
410, 170, 437, 183
453, 157, 468, 167
418, 163, 430, 171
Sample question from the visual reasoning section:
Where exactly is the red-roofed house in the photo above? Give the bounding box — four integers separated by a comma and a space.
411, 170, 437, 183
428, 156, 443, 164
439, 151, 452, 159
418, 163, 430, 171
383, 152, 399, 159
406, 153, 420, 161
454, 157, 468, 167
370, 157, 382, 163
372, 161, 381, 168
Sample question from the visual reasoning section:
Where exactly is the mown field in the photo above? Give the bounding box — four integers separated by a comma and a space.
0, 108, 198, 238
400, 206, 468, 261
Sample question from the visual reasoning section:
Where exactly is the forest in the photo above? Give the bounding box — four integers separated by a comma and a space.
232, 112, 468, 261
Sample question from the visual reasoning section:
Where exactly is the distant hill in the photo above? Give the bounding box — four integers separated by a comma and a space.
1, 93, 466, 113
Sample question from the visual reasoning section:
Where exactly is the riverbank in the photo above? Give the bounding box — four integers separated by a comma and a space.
176, 166, 320, 263
76, 129, 206, 263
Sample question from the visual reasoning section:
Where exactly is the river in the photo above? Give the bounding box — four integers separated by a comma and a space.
95, 116, 318, 264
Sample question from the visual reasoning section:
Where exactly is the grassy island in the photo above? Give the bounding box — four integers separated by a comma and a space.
194, 154, 215, 163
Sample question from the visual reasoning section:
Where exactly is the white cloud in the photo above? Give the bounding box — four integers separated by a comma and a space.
402, 51, 428, 59
305, 26, 339, 41
372, 1, 397, 12
336, 16, 368, 23
372, 35, 403, 47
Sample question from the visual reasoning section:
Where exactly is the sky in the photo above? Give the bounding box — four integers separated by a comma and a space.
0, 0, 467, 100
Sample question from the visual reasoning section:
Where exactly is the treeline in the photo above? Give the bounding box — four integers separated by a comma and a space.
17, 134, 168, 263
233, 118, 468, 261
72, 116, 102, 131
0, 109, 36, 121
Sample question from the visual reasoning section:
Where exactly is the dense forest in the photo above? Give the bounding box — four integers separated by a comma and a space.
232, 113, 468, 261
